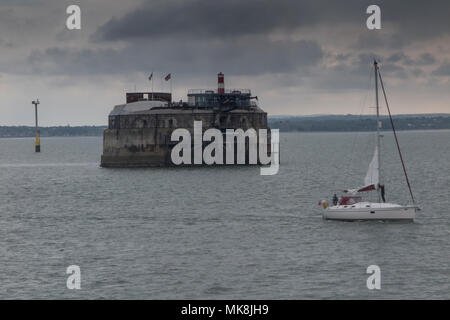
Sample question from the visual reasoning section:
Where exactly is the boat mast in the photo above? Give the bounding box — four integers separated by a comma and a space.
374, 60, 381, 202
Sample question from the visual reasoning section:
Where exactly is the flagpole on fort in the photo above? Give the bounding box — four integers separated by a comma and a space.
151, 70, 154, 101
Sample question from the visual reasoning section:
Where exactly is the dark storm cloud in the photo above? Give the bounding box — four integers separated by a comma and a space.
94, 0, 450, 43
85, 0, 450, 87
24, 37, 323, 77
3, 0, 449, 90
94, 0, 317, 41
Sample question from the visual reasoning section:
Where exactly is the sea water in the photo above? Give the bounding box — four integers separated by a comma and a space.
0, 131, 449, 299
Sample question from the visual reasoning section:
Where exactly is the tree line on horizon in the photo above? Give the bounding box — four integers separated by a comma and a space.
1, 115, 449, 137
269, 115, 450, 132
0, 125, 107, 138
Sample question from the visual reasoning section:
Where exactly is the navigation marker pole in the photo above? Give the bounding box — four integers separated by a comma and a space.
32, 99, 40, 152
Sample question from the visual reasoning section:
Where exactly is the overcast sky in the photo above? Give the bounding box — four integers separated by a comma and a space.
1, 0, 449, 125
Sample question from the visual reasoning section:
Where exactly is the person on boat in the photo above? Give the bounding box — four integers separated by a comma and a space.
379, 184, 386, 202
332, 194, 338, 206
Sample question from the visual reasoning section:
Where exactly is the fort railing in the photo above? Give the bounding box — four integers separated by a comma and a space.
188, 89, 251, 95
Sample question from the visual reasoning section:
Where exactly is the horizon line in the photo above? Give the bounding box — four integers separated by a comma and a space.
1, 112, 450, 127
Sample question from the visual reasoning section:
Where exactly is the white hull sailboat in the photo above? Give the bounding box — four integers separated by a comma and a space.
323, 202, 417, 222
320, 61, 420, 222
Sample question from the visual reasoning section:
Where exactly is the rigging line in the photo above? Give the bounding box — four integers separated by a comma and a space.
342, 66, 373, 189
378, 69, 416, 205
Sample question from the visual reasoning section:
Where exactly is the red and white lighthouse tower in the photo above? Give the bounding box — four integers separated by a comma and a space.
217, 72, 225, 94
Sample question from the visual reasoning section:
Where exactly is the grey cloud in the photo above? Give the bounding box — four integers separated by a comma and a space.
360, 53, 421, 79
354, 32, 406, 51
387, 53, 412, 64
416, 53, 436, 66
0, 38, 14, 48
26, 47, 131, 75
386, 52, 437, 66
411, 68, 425, 77
334, 53, 352, 62
314, 51, 420, 91
432, 63, 450, 76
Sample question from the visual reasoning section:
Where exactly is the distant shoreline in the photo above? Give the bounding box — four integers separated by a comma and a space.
268, 114, 450, 133
0, 125, 107, 138
1, 114, 449, 137
2, 128, 450, 139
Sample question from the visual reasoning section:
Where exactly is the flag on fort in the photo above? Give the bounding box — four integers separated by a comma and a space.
165, 73, 171, 81
148, 73, 153, 81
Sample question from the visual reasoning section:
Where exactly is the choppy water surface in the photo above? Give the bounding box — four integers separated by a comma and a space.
0, 131, 449, 299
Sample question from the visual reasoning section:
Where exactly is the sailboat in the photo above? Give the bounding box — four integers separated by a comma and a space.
320, 61, 420, 221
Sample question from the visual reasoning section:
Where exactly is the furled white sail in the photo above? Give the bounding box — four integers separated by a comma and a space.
343, 146, 379, 194
364, 146, 379, 187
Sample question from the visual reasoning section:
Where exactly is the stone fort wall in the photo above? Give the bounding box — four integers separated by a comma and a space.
101, 108, 269, 167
